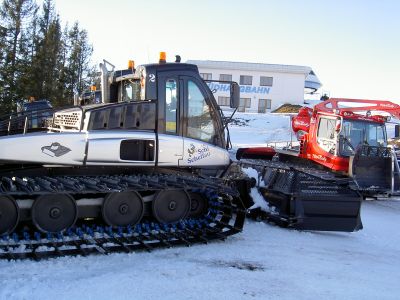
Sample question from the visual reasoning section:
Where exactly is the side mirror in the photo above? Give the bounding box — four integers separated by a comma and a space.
230, 82, 240, 108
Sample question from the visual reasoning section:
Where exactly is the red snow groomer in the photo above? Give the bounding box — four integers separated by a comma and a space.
238, 98, 400, 232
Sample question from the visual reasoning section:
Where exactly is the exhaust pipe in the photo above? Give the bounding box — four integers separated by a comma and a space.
99, 60, 115, 104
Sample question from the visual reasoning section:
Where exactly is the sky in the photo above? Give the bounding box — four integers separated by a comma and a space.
51, 0, 400, 101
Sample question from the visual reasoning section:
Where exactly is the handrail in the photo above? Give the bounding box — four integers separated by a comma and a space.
266, 140, 300, 150
23, 116, 28, 134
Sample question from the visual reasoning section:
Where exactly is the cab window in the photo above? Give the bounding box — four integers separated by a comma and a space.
317, 117, 336, 154
339, 120, 387, 156
317, 118, 335, 139
367, 123, 386, 147
187, 80, 215, 143
165, 79, 177, 134
121, 80, 140, 102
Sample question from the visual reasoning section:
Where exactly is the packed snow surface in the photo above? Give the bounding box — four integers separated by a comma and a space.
1, 112, 399, 300
228, 112, 293, 148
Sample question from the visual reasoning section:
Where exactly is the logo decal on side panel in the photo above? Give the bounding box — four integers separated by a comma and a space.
187, 143, 196, 157
187, 143, 211, 164
41, 142, 71, 157
312, 154, 327, 162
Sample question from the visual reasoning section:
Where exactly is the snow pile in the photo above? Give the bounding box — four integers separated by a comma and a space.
241, 167, 269, 211
228, 112, 293, 149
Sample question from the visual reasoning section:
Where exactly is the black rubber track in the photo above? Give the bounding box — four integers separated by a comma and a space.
0, 173, 246, 260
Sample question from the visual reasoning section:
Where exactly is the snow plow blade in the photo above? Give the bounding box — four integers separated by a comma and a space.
350, 145, 393, 192
257, 166, 363, 232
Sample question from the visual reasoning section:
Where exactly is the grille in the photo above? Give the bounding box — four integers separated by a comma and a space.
54, 111, 81, 130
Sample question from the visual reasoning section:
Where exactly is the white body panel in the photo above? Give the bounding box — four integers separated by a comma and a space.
0, 130, 230, 168
179, 137, 230, 167
86, 131, 156, 166
0, 132, 87, 165
158, 134, 183, 166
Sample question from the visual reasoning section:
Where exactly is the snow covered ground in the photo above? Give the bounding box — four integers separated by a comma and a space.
1, 200, 399, 300
228, 112, 294, 149
1, 112, 399, 300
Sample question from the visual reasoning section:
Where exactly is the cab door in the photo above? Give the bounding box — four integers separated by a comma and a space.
316, 116, 337, 155
178, 76, 229, 167
157, 75, 184, 166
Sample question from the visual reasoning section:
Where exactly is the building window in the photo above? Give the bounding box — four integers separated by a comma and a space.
240, 75, 252, 85
258, 99, 272, 113
240, 98, 251, 108
219, 74, 232, 81
260, 76, 273, 86
200, 73, 212, 80
218, 96, 230, 107
238, 98, 251, 112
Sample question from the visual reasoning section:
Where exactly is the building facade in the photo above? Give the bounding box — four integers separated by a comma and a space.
186, 60, 321, 113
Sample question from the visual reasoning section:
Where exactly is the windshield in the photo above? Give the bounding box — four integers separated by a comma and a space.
339, 119, 386, 156
23, 101, 52, 111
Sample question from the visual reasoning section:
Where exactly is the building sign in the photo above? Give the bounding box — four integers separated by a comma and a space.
207, 83, 270, 94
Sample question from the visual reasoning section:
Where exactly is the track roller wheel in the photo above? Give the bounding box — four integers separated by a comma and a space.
188, 192, 208, 218
102, 191, 144, 226
152, 190, 190, 224
0, 196, 19, 235
31, 194, 77, 233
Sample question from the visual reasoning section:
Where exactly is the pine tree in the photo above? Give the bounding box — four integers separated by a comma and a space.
0, 0, 95, 112
0, 24, 7, 101
0, 0, 37, 114
26, 0, 63, 103
64, 22, 93, 103
54, 24, 69, 106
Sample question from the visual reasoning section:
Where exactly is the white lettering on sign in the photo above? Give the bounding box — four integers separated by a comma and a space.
207, 83, 270, 94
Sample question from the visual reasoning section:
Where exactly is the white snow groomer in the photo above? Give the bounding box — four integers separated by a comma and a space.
0, 53, 247, 259
0, 53, 363, 259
